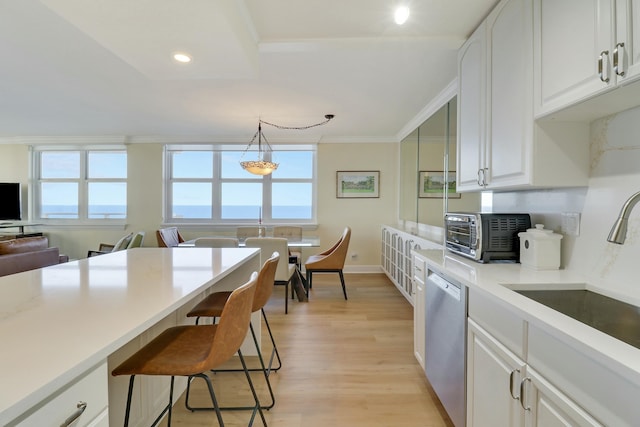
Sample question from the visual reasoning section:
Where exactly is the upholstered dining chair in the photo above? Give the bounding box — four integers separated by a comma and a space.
156, 227, 185, 247
245, 237, 297, 314
272, 226, 302, 267
87, 232, 134, 257
194, 237, 239, 248
236, 226, 266, 241
304, 226, 351, 300
186, 252, 280, 411
111, 272, 266, 427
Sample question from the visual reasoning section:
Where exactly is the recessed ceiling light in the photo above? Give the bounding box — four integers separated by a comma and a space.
394, 6, 410, 25
173, 53, 192, 63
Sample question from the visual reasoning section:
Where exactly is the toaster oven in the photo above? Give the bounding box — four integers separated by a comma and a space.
445, 212, 531, 263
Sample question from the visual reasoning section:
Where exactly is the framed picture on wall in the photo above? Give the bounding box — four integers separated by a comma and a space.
419, 171, 461, 198
336, 171, 380, 198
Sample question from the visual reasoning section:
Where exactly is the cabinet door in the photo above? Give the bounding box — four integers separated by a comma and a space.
616, 0, 640, 84
457, 21, 486, 191
467, 319, 525, 427
486, 0, 534, 188
535, 0, 615, 116
524, 367, 604, 427
412, 256, 426, 368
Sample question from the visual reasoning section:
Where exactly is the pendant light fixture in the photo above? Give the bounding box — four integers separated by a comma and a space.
240, 114, 335, 176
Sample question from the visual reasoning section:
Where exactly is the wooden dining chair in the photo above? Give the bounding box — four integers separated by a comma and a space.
156, 227, 185, 247
304, 226, 351, 300
111, 272, 266, 427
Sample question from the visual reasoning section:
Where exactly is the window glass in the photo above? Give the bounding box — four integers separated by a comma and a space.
172, 182, 212, 219
221, 183, 262, 219
166, 147, 315, 224
40, 182, 78, 219
273, 183, 312, 219
88, 152, 127, 178
41, 152, 80, 179
271, 151, 313, 179
35, 148, 127, 222
88, 182, 126, 219
172, 151, 213, 178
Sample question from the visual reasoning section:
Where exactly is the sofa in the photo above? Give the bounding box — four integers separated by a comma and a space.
0, 236, 69, 277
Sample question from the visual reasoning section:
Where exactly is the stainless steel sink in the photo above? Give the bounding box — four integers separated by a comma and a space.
515, 289, 640, 350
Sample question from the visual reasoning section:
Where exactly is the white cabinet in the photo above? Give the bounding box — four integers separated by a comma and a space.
467, 319, 525, 427
535, 0, 640, 117
467, 319, 604, 427
15, 362, 109, 427
457, 19, 486, 190
380, 226, 441, 304
412, 255, 426, 368
457, 0, 589, 192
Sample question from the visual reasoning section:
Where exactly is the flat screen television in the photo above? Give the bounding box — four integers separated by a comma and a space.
0, 183, 22, 221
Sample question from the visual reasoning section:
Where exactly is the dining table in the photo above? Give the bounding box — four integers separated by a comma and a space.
179, 236, 320, 302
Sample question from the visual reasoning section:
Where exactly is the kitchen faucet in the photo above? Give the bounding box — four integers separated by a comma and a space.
607, 190, 640, 244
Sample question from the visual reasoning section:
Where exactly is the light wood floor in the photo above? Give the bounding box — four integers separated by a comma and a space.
162, 273, 454, 427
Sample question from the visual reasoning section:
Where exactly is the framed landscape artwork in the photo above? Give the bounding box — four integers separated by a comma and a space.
336, 171, 380, 198
419, 171, 460, 198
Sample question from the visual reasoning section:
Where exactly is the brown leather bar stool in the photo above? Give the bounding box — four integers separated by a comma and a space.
111, 272, 266, 427
186, 252, 280, 410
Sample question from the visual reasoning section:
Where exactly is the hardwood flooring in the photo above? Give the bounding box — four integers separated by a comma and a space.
162, 273, 454, 426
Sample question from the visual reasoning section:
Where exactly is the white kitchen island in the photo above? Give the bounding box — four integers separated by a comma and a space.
0, 247, 260, 426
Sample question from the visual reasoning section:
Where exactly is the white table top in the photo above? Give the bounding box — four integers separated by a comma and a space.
0, 247, 259, 425
180, 236, 320, 247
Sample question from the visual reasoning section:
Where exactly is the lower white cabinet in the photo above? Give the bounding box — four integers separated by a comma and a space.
412, 256, 426, 368
14, 362, 109, 427
467, 319, 603, 427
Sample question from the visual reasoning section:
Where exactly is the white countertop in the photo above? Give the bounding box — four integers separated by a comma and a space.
414, 248, 640, 385
0, 247, 259, 425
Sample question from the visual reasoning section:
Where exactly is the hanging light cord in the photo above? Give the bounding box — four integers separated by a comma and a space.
259, 114, 335, 130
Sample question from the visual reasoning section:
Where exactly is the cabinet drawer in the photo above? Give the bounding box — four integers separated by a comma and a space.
12, 362, 108, 427
528, 324, 639, 427
468, 288, 526, 358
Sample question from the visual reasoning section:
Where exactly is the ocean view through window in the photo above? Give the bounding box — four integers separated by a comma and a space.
166, 146, 316, 223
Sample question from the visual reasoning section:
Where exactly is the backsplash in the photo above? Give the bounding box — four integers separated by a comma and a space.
484, 105, 640, 299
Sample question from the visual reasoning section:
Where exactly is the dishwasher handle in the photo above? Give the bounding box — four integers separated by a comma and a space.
427, 272, 461, 301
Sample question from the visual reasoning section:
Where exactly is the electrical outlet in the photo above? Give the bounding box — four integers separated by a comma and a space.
561, 212, 581, 236
350, 252, 358, 259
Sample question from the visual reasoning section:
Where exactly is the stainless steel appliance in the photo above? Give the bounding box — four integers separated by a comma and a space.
444, 212, 531, 263
425, 269, 467, 427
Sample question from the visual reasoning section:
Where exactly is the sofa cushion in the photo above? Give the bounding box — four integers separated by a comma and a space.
0, 236, 49, 255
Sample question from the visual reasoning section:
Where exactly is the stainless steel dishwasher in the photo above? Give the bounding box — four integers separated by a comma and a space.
425, 269, 467, 427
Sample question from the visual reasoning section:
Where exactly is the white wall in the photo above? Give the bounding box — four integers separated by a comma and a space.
0, 141, 398, 270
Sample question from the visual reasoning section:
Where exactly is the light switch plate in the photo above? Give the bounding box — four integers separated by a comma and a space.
561, 212, 581, 236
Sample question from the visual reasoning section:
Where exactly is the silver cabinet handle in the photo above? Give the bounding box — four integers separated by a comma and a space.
509, 369, 520, 400
483, 168, 489, 187
60, 401, 87, 427
519, 378, 531, 411
477, 169, 483, 186
598, 50, 610, 83
614, 42, 625, 76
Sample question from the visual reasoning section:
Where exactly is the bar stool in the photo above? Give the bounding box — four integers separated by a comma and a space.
111, 272, 266, 427
185, 252, 281, 410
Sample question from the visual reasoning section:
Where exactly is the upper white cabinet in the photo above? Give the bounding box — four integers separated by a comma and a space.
535, 0, 640, 118
457, 0, 590, 192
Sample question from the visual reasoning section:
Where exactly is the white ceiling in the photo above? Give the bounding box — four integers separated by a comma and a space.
0, 0, 497, 144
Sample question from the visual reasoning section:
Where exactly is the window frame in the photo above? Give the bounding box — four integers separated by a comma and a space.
164, 144, 317, 225
30, 145, 128, 225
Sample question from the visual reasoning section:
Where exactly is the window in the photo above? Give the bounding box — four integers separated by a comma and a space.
33, 147, 127, 221
166, 145, 316, 224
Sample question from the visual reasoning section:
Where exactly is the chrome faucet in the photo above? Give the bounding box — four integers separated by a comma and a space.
608, 190, 640, 244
